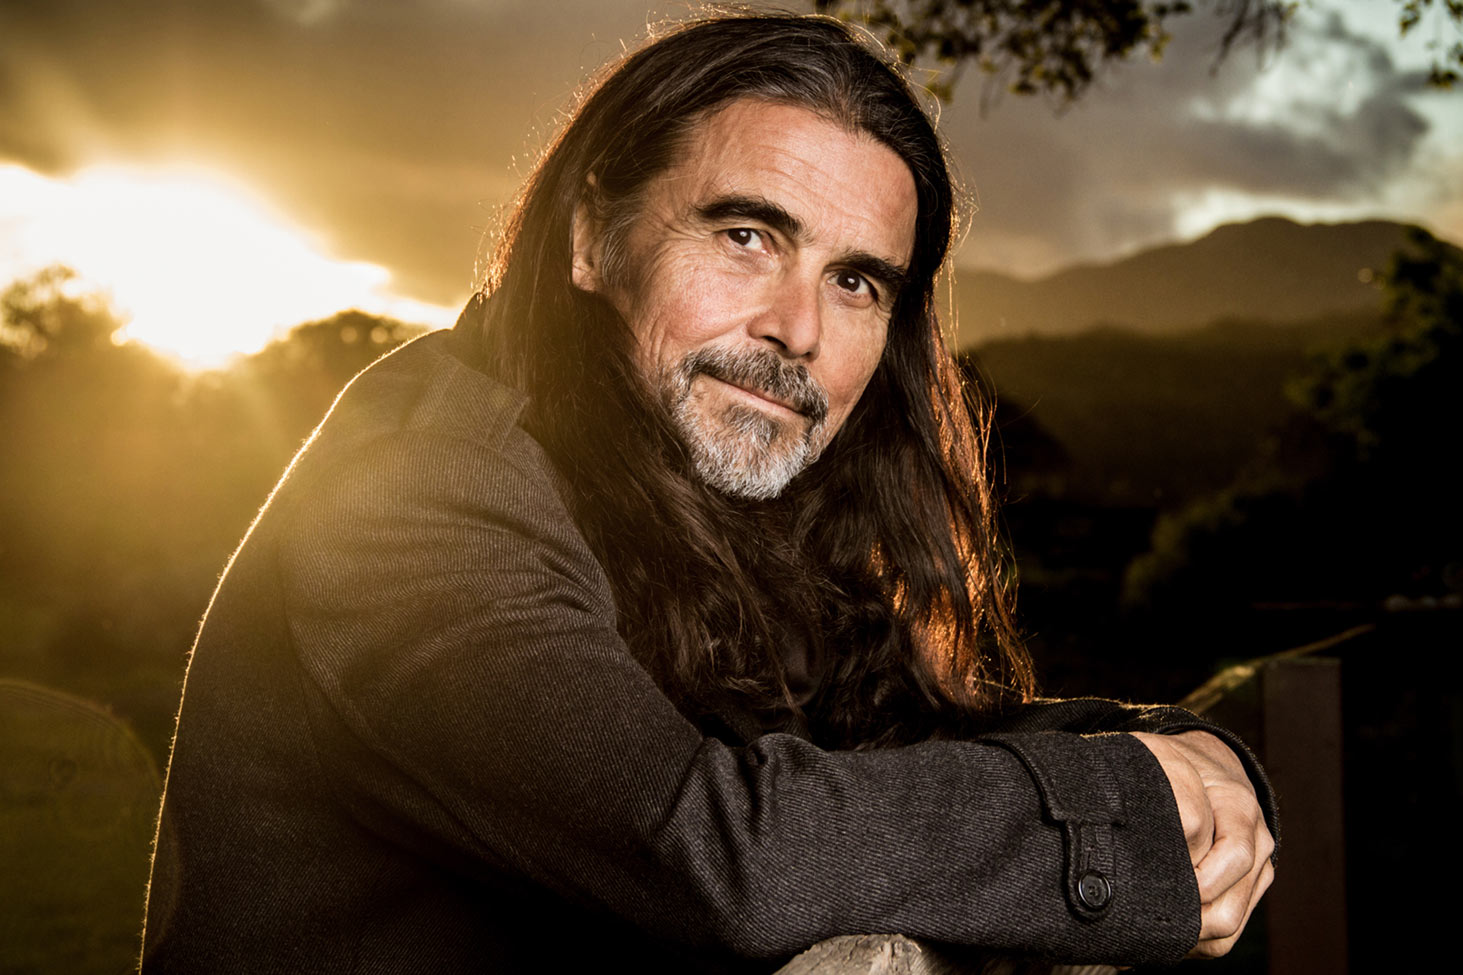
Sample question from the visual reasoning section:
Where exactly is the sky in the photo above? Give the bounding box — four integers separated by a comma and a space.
0, 0, 1459, 364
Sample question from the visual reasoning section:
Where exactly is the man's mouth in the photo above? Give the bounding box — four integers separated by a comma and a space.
684, 348, 829, 425
708, 375, 806, 417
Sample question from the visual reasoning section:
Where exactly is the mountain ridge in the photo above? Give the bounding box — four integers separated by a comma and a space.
952, 216, 1429, 348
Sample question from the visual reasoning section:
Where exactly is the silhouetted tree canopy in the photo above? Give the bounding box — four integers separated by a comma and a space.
817, 0, 1462, 101
957, 350, 1070, 498
0, 266, 123, 358
0, 268, 427, 760
1124, 230, 1463, 609
1289, 228, 1463, 459
1399, 0, 1463, 88
241, 310, 426, 406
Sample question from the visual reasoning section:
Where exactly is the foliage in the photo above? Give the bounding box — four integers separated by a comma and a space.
1123, 231, 1463, 609
815, 0, 1292, 101
0, 267, 426, 763
244, 309, 425, 387
818, 0, 1462, 101
1287, 228, 1462, 458
0, 265, 123, 358
1398, 0, 1463, 88
0, 680, 160, 975
0, 268, 431, 974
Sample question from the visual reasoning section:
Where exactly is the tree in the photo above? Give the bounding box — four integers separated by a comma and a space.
816, 0, 1462, 101
233, 310, 426, 449
0, 265, 123, 358
1122, 229, 1463, 609
1399, 0, 1463, 88
1288, 227, 1463, 460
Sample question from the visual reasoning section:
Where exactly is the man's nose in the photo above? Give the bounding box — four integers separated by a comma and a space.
753, 274, 822, 360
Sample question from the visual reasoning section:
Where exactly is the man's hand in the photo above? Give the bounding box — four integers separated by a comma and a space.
1130, 730, 1275, 958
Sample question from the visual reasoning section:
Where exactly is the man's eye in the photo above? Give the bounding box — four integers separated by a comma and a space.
834, 270, 875, 299
726, 228, 764, 249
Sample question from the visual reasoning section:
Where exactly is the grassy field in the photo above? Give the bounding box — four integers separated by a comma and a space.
0, 680, 160, 975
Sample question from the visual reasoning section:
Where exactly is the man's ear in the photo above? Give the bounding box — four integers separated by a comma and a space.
570, 177, 604, 293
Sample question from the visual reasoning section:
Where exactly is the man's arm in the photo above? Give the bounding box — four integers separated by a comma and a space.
973, 695, 1279, 957
276, 424, 1210, 964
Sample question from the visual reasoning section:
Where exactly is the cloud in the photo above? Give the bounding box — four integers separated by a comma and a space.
2, 0, 1455, 293
950, 4, 1444, 275
1186, 11, 1430, 193
0, 0, 661, 303
260, 0, 350, 26
0, 162, 457, 365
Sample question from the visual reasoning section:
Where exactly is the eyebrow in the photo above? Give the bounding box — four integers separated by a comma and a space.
696, 194, 805, 241
694, 193, 911, 297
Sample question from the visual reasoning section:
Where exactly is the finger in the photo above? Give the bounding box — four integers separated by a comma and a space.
1191, 856, 1274, 958
1197, 812, 1274, 943
1186, 792, 1215, 867
1198, 853, 1264, 943
1196, 808, 1272, 947
1193, 788, 1261, 904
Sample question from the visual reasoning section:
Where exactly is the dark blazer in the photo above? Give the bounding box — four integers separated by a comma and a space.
142, 328, 1275, 973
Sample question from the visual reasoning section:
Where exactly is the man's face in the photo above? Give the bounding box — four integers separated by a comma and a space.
573, 98, 919, 499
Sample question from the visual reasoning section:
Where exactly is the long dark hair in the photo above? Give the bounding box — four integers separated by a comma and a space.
458, 11, 1033, 745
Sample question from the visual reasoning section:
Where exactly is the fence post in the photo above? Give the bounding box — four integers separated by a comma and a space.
1261, 656, 1347, 975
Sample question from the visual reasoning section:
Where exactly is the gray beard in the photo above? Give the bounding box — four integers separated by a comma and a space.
656, 346, 830, 501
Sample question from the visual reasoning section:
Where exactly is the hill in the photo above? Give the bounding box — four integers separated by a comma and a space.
972, 312, 1382, 506
953, 216, 1416, 346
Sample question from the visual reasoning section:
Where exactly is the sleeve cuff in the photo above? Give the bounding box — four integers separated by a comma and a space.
1133, 712, 1281, 863
981, 730, 1201, 957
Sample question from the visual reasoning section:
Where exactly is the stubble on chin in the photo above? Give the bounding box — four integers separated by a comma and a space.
656, 347, 830, 501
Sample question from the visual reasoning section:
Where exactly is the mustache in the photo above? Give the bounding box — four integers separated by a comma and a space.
678, 347, 829, 423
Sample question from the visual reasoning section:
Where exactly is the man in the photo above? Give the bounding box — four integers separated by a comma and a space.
143, 13, 1275, 973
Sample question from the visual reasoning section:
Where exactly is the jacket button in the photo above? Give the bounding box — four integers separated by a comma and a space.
1077, 870, 1112, 911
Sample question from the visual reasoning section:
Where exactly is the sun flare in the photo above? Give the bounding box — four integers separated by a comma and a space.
0, 163, 456, 367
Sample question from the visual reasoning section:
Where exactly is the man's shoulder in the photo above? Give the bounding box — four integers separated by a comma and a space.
305, 328, 551, 473
316, 328, 529, 456
260, 328, 562, 536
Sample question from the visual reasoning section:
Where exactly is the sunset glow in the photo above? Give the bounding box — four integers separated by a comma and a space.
0, 164, 456, 367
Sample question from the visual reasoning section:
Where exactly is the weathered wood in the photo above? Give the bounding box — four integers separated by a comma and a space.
772, 934, 952, 975
1261, 656, 1346, 975
772, 935, 1116, 975
1185, 630, 1353, 975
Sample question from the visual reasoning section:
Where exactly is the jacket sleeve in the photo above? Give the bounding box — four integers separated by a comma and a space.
275, 428, 1203, 965
976, 698, 1280, 860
